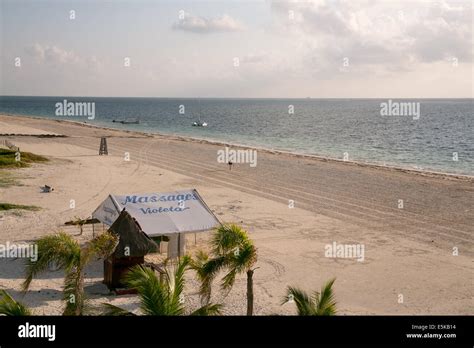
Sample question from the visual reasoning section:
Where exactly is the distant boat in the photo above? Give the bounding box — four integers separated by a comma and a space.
192, 116, 207, 127
112, 118, 139, 124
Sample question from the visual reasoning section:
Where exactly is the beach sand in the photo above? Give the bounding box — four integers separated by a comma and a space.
0, 113, 472, 315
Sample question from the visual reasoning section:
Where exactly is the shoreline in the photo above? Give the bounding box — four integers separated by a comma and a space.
1, 112, 473, 182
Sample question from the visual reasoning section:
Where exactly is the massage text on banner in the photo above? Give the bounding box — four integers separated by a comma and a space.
92, 189, 220, 236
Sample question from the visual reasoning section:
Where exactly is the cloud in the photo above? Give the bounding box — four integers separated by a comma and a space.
22, 43, 105, 78
270, 0, 473, 74
405, 2, 473, 62
3, 1, 471, 97
25, 43, 45, 60
25, 43, 80, 65
241, 53, 267, 64
172, 13, 244, 33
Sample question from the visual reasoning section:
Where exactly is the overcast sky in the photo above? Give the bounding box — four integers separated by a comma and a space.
1, 0, 472, 98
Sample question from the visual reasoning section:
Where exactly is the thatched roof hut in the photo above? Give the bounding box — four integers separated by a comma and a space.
104, 209, 158, 290
108, 209, 158, 258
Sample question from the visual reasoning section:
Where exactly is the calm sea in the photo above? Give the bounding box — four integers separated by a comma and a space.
0, 96, 472, 175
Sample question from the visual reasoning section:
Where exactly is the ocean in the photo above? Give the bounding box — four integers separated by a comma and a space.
0, 96, 472, 175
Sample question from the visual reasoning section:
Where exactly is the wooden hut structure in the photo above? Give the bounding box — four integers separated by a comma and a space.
104, 209, 158, 290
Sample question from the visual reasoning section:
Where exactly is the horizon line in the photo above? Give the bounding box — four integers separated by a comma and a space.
1, 95, 473, 100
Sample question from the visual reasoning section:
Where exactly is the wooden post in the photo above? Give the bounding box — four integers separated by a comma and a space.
177, 233, 181, 258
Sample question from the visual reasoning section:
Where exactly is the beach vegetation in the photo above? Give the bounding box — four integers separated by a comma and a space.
22, 232, 118, 316
101, 255, 222, 316
282, 279, 337, 316
0, 289, 31, 316
191, 224, 258, 315
0, 148, 48, 168
0, 203, 40, 211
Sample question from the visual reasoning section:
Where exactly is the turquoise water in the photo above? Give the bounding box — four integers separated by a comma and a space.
0, 96, 472, 175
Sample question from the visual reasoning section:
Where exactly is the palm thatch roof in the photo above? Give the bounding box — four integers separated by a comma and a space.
108, 209, 158, 258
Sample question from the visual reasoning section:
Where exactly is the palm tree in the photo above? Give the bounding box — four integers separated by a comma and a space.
102, 255, 221, 316
0, 290, 31, 316
22, 231, 118, 316
192, 224, 258, 315
190, 249, 213, 304
282, 278, 337, 316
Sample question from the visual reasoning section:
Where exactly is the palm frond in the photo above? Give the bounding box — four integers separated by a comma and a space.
0, 290, 31, 316
220, 239, 257, 292
197, 255, 228, 302
190, 251, 213, 304
123, 265, 177, 315
189, 303, 222, 316
62, 267, 84, 316
221, 267, 238, 291
189, 250, 209, 276
283, 286, 315, 316
313, 278, 337, 315
230, 242, 257, 272
23, 232, 81, 291
81, 232, 118, 266
211, 224, 249, 255
168, 256, 190, 312
87, 232, 119, 258
283, 279, 337, 316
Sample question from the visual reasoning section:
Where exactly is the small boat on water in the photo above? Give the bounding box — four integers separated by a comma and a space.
112, 118, 140, 124
192, 116, 207, 127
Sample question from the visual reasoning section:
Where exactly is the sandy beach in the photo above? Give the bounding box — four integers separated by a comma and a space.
0, 113, 472, 315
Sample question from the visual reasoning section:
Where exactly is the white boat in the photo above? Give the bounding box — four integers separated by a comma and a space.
192, 116, 207, 127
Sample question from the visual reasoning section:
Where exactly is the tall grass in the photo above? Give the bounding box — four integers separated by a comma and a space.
0, 203, 40, 211
0, 148, 48, 168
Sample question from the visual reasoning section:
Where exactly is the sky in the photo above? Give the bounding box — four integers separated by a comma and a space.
0, 0, 473, 98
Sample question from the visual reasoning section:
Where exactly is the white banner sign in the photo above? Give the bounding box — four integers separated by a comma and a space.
92, 189, 220, 237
